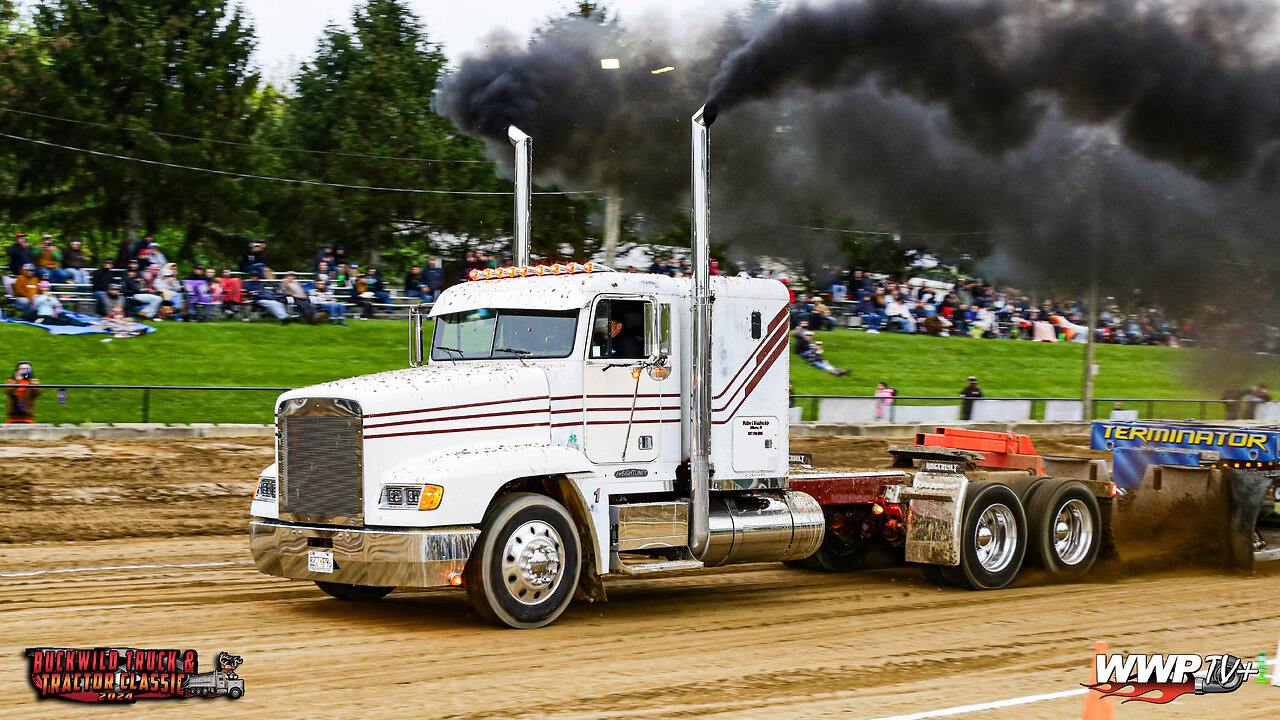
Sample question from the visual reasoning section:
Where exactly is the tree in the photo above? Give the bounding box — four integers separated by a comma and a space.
270, 0, 513, 269
0, 1, 264, 263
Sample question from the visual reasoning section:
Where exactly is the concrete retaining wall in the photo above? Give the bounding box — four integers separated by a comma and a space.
789, 420, 1094, 438
0, 423, 275, 440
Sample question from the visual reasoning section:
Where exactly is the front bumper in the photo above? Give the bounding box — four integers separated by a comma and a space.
250, 520, 480, 588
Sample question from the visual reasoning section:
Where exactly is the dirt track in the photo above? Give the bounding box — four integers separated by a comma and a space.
1, 437, 1278, 718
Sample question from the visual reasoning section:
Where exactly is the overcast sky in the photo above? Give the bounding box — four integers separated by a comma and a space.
238, 0, 756, 81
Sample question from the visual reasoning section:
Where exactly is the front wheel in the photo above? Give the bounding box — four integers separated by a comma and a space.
466, 492, 581, 629
953, 481, 1028, 590
315, 582, 394, 601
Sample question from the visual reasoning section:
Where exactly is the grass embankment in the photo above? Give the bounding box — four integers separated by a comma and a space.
4, 320, 1277, 423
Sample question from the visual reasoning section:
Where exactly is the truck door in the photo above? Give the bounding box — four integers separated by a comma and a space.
583, 297, 667, 464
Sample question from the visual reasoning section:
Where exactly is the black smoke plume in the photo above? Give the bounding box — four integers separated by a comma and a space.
440, 1, 1280, 316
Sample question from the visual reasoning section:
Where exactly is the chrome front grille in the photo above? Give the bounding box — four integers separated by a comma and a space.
279, 400, 363, 522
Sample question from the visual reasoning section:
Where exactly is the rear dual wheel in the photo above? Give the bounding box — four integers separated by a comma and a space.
926, 481, 1028, 590
1026, 479, 1101, 577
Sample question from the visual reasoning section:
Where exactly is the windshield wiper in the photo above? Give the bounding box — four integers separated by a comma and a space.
495, 347, 531, 366
434, 345, 463, 363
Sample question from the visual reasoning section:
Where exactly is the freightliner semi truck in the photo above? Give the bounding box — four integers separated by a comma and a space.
249, 108, 1178, 628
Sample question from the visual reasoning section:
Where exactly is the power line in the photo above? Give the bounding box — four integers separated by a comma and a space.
0, 132, 600, 196
763, 220, 1010, 237
0, 105, 491, 163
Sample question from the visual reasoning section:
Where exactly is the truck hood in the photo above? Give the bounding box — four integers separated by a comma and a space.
278, 363, 552, 422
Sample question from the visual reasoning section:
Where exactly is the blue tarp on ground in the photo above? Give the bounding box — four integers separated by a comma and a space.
0, 311, 155, 336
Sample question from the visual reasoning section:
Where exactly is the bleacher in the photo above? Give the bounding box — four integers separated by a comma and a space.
5, 268, 432, 321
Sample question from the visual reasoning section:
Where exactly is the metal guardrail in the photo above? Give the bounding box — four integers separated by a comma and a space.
1, 384, 292, 425
0, 384, 1254, 426
790, 395, 1261, 423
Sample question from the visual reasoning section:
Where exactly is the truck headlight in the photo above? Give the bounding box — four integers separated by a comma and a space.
378, 485, 442, 510
254, 477, 277, 501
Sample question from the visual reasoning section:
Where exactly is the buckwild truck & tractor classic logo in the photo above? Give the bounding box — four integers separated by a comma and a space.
25, 647, 244, 702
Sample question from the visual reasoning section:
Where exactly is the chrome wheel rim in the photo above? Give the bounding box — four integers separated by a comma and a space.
1052, 498, 1093, 566
974, 503, 1018, 573
501, 520, 565, 605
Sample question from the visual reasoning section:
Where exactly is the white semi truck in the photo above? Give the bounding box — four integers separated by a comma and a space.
250, 107, 1120, 628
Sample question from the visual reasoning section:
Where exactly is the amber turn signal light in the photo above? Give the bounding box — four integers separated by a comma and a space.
418, 484, 444, 510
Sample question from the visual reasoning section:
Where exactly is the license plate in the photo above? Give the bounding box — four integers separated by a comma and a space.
307, 550, 334, 574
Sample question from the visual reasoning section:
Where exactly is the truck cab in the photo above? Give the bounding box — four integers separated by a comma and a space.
250, 264, 818, 627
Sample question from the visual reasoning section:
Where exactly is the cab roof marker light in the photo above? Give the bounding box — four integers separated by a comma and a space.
466, 263, 614, 280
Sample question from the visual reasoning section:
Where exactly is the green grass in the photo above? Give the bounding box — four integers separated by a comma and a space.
5, 320, 1279, 423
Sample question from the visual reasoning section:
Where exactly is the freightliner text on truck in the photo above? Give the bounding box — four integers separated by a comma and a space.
250, 107, 1137, 628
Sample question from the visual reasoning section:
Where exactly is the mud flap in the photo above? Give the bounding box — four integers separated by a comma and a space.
891, 472, 968, 566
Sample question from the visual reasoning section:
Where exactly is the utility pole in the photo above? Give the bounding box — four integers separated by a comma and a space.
603, 186, 622, 267
1082, 275, 1097, 419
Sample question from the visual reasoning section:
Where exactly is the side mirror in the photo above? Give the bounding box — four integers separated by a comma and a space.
653, 302, 672, 357
409, 305, 427, 367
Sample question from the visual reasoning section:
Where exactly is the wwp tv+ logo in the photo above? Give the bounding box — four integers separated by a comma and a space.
1086, 652, 1261, 704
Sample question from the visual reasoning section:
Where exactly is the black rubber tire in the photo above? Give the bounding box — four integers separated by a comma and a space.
920, 563, 956, 587
465, 492, 581, 629
783, 555, 823, 570
1026, 479, 1101, 577
953, 481, 1028, 590
809, 527, 872, 572
1009, 476, 1051, 506
228, 687, 243, 700
314, 582, 395, 601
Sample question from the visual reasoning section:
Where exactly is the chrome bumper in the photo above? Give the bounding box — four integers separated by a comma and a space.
250, 520, 480, 588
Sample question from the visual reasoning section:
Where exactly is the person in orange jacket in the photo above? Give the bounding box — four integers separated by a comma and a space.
5, 361, 41, 423
10, 263, 40, 320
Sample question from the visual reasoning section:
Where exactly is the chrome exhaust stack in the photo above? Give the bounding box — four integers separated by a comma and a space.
508, 125, 532, 267
689, 106, 712, 559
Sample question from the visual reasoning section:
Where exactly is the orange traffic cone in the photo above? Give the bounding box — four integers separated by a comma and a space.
1083, 641, 1115, 720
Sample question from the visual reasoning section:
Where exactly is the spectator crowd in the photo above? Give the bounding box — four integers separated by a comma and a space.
801, 270, 1187, 347
0, 233, 1217, 352
4, 234, 460, 328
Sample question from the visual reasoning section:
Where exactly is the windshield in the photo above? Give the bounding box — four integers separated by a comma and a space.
431, 308, 579, 361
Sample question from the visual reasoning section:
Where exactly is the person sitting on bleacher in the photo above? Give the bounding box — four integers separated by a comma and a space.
91, 259, 117, 316
423, 256, 444, 298
350, 267, 376, 320
145, 241, 167, 269
205, 267, 225, 319
33, 281, 89, 327
312, 244, 335, 273
219, 268, 248, 320
152, 264, 185, 321
35, 236, 63, 281
309, 276, 346, 326
314, 260, 334, 286
7, 233, 34, 277
243, 271, 290, 324
367, 268, 391, 306
122, 266, 163, 320
63, 239, 88, 285
404, 265, 426, 301
9, 264, 39, 320
279, 272, 317, 324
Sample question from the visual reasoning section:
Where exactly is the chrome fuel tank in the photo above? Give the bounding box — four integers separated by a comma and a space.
702, 490, 824, 567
